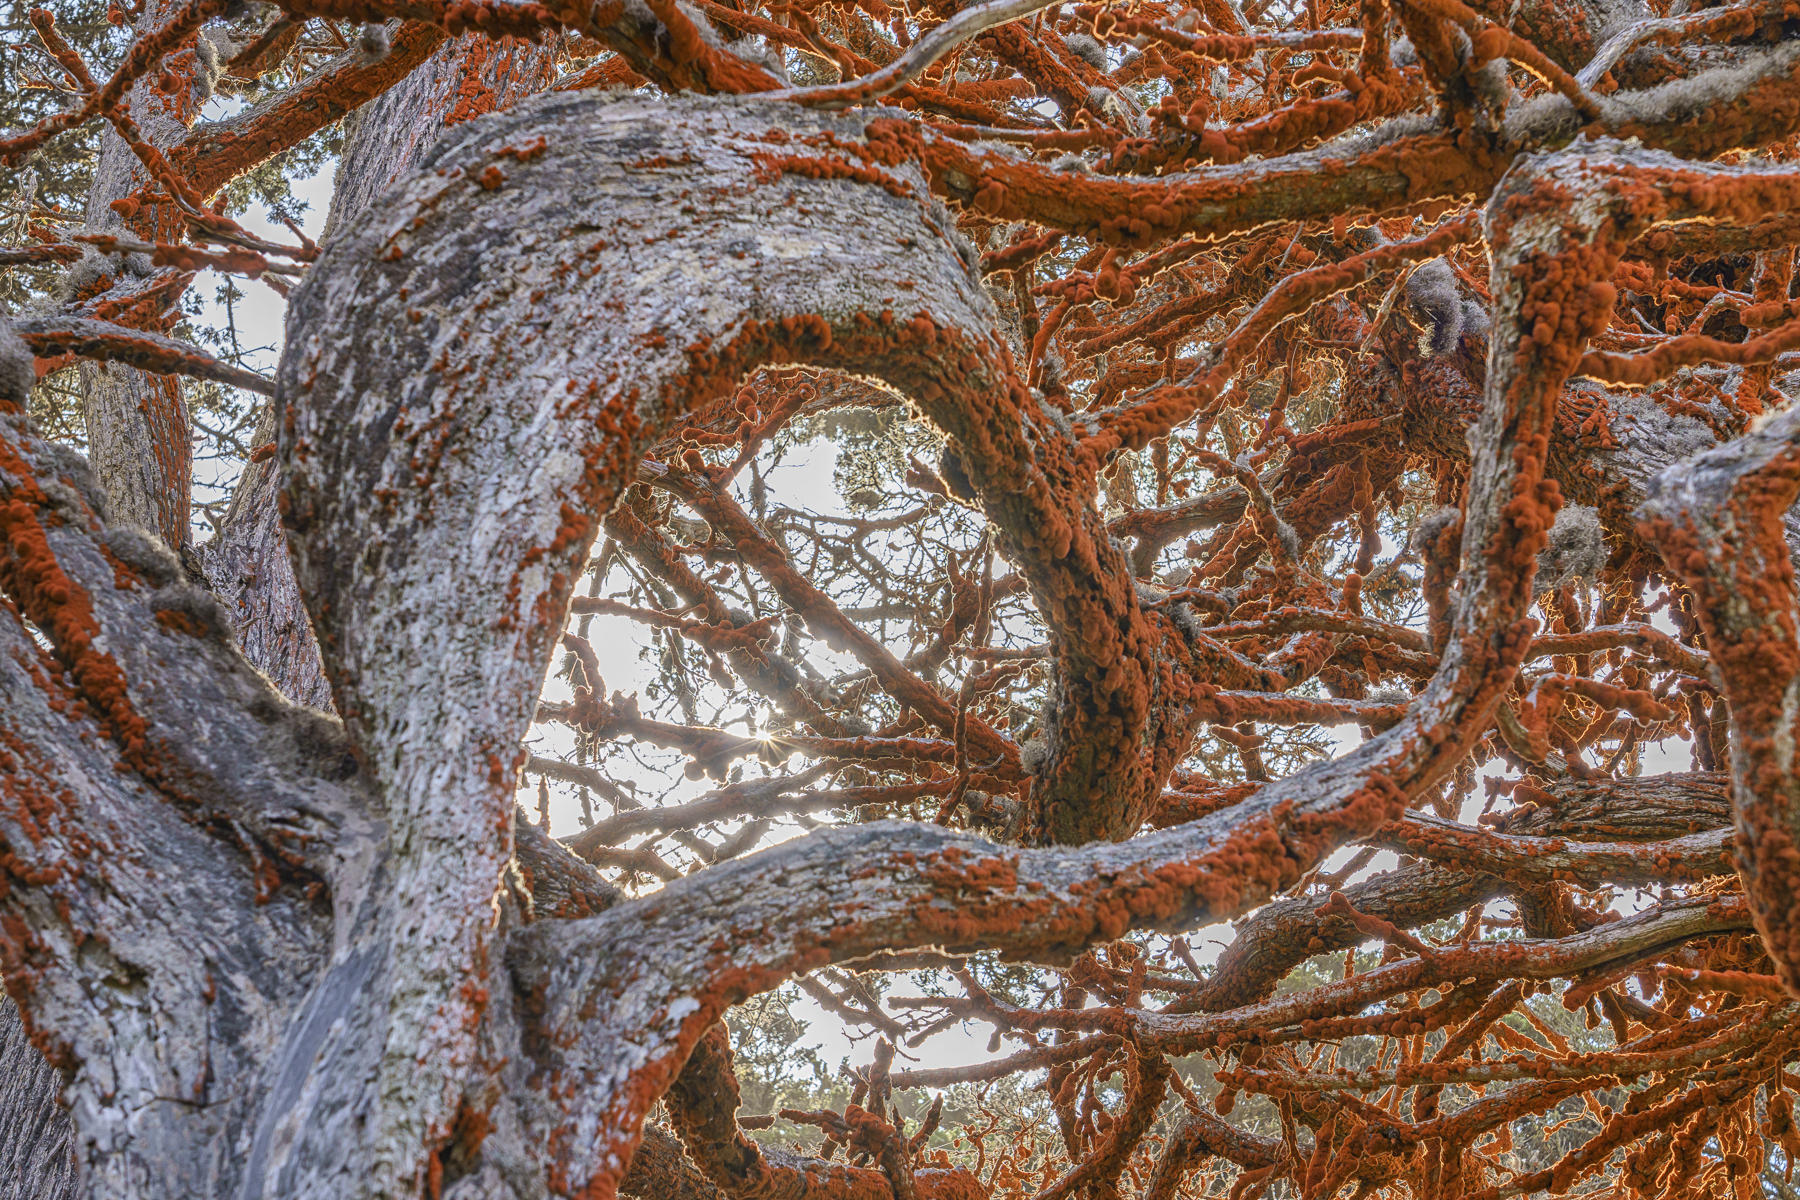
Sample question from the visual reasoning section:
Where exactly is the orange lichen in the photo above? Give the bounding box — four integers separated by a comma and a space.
0, 435, 149, 764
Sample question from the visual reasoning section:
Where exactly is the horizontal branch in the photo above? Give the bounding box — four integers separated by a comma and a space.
1222, 999, 1796, 1093
1370, 812, 1733, 888
13, 315, 274, 395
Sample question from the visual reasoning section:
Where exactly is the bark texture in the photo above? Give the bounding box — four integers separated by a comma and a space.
0, 996, 75, 1200
201, 33, 556, 709
13, 0, 1800, 1195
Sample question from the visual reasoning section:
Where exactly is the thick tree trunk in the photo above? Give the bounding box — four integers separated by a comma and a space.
324, 34, 559, 235
4, 31, 563, 1194
200, 33, 555, 709
6, 20, 221, 1150
4, 87, 1461, 1197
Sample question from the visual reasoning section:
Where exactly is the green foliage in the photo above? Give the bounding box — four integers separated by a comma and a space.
725, 985, 851, 1145
1, 0, 125, 308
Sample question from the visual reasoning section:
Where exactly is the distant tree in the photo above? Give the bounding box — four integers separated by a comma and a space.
5, 0, 1800, 1198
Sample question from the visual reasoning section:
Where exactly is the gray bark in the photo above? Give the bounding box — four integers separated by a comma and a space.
1, 36, 564, 1194
71, 0, 200, 554
277, 100, 1645, 1197
271, 89, 1005, 1195
0, 996, 76, 1200
6, 84, 1551, 1197
325, 34, 559, 238
7, 37, 1800, 1200
0, 415, 369, 1196
201, 33, 555, 710
198, 425, 335, 708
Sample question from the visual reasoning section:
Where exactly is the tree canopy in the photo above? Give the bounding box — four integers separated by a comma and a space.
5, 0, 1800, 1198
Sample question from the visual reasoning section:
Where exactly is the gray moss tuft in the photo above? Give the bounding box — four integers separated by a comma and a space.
1063, 33, 1109, 70
1410, 505, 1463, 557
1537, 503, 1606, 588
726, 36, 788, 83
1020, 735, 1050, 776
1609, 393, 1717, 462
101, 526, 185, 586
358, 22, 391, 60
1273, 517, 1301, 561
1405, 258, 1465, 356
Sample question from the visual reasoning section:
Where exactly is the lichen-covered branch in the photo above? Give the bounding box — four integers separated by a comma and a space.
1642, 403, 1800, 995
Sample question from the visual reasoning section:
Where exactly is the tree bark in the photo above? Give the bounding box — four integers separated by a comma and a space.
0, 996, 76, 1200
11, 15, 1800, 1195
200, 32, 555, 708
72, 0, 204, 555
4, 32, 563, 1194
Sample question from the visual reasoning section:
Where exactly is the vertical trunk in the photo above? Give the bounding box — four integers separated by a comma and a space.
74, 359, 190, 554
0, 32, 561, 1199
2, 15, 216, 1183
324, 34, 560, 238
72, 0, 207, 555
201, 33, 555, 708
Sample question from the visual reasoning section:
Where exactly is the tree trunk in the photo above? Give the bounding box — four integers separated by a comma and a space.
1, 31, 563, 1196
200, 32, 555, 708
71, 0, 204, 555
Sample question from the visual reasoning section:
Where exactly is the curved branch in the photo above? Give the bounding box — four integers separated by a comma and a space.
1177, 772, 1733, 1011
273, 102, 1800, 1199
909, 41, 1800, 246
1370, 813, 1733, 888
515, 846, 1752, 1196
277, 87, 1007, 1192
318, 114, 1663, 1200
